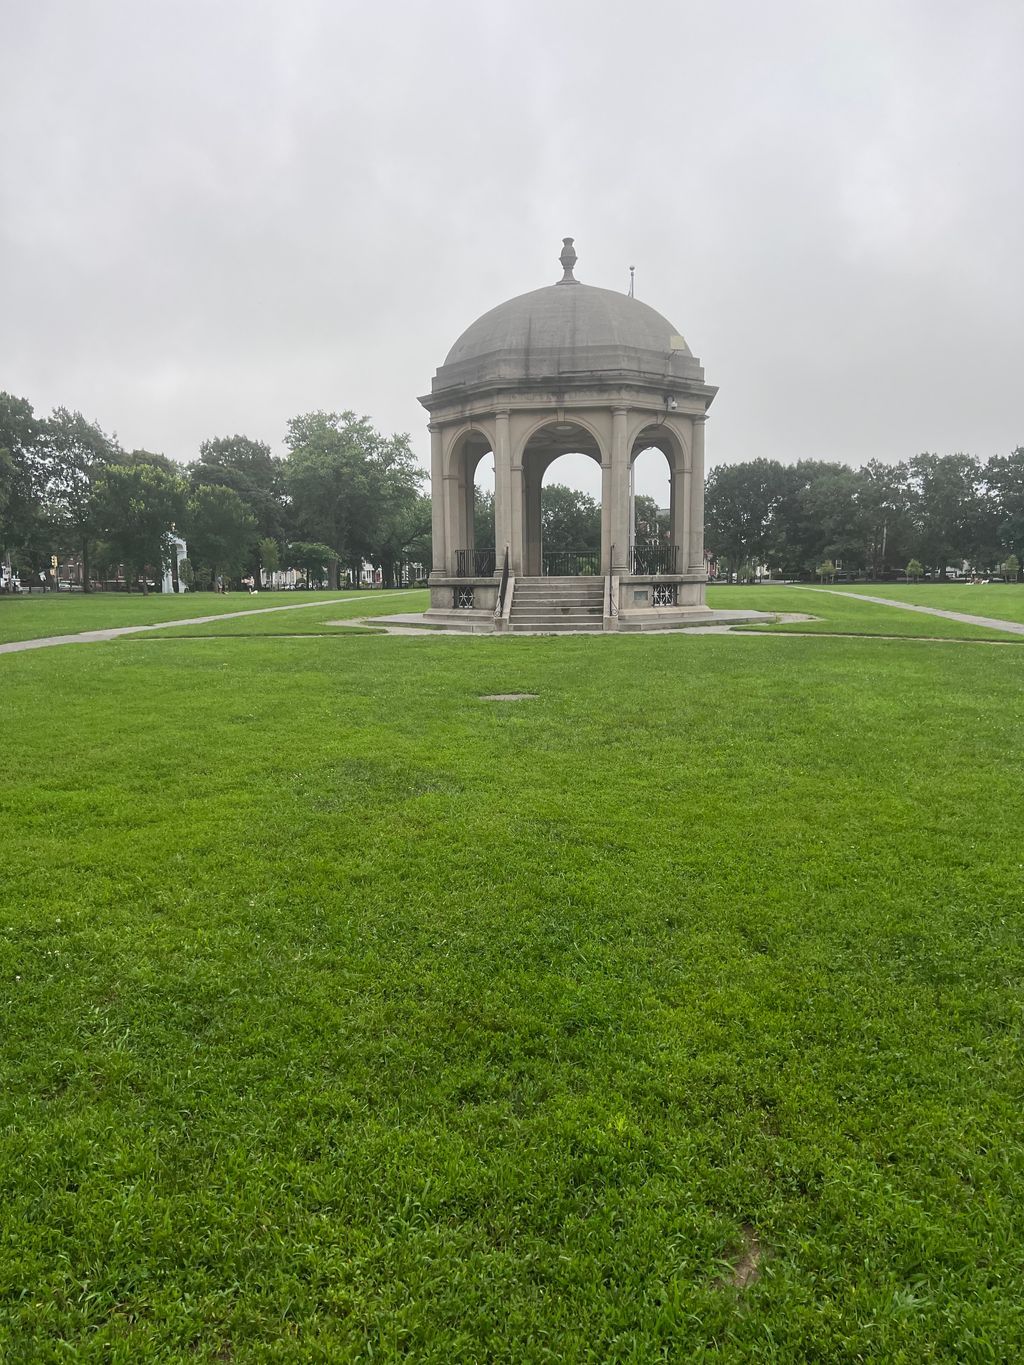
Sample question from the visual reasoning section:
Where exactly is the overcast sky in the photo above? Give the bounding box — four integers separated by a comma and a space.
2, 0, 1022, 503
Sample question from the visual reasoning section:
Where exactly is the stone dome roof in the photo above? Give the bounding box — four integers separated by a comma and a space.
429, 238, 704, 395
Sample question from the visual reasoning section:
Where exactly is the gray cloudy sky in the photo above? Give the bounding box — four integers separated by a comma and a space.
2, 0, 1022, 503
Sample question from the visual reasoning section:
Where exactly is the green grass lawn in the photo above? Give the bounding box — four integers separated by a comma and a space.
707, 585, 1024, 641
0, 589, 422, 645
2, 629, 1024, 1361
823, 581, 1024, 624
144, 591, 430, 637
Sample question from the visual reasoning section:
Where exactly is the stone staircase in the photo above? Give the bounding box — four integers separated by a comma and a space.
507, 576, 605, 633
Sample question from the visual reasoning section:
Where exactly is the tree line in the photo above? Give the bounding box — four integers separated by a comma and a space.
4, 386, 1022, 590
705, 453, 1024, 581
0, 394, 430, 591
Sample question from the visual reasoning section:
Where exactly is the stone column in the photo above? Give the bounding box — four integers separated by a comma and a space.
463, 464, 476, 555
671, 425, 690, 568
429, 425, 446, 575
688, 415, 707, 574
524, 459, 544, 576
510, 437, 525, 577
494, 410, 512, 571
610, 407, 629, 573
600, 451, 613, 574
443, 445, 462, 576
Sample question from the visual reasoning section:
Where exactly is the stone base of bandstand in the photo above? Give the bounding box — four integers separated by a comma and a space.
393, 575, 775, 635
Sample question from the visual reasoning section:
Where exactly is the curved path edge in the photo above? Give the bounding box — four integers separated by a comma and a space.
0, 591, 414, 655
795, 587, 1024, 636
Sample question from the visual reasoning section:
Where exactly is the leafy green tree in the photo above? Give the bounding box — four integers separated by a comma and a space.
92, 463, 187, 593
1001, 554, 1020, 582
40, 407, 121, 591
284, 412, 424, 589
634, 494, 668, 540
474, 487, 495, 550
185, 485, 258, 589
906, 558, 924, 583
287, 541, 338, 586
189, 436, 285, 553
907, 453, 985, 576
541, 483, 601, 551
818, 559, 836, 583
704, 459, 788, 579
986, 448, 1024, 566
857, 459, 914, 578
790, 464, 866, 575
0, 392, 46, 564
257, 537, 280, 582
375, 491, 432, 587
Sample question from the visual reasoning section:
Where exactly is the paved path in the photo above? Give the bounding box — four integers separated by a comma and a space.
795, 587, 1024, 636
0, 592, 412, 655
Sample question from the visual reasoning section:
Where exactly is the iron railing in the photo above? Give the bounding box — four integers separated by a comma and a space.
454, 548, 496, 578
542, 549, 601, 576
629, 543, 679, 575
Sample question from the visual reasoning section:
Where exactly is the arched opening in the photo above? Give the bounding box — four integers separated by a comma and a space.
449, 430, 495, 576
630, 427, 684, 575
520, 422, 604, 576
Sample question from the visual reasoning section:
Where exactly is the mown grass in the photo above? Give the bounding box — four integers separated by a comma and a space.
0, 590, 420, 645
144, 592, 430, 637
708, 585, 1024, 640
824, 582, 1024, 625
2, 630, 1024, 1361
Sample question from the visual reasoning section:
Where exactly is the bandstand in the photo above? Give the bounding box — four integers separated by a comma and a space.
420, 239, 719, 632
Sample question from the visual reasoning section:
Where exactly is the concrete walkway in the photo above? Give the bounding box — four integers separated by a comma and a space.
0, 592, 412, 655
796, 587, 1024, 636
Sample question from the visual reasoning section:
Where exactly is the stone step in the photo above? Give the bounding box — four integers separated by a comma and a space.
512, 611, 602, 619
510, 625, 606, 633
511, 596, 603, 607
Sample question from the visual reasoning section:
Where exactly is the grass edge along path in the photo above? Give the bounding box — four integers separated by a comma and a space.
797, 586, 1024, 636
0, 591, 419, 654
713, 586, 1024, 642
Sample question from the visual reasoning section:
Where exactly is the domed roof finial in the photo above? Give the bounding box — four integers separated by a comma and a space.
556, 237, 579, 285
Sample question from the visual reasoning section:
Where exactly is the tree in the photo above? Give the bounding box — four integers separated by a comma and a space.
287, 541, 338, 586
1001, 554, 1020, 582
907, 453, 985, 576
818, 559, 836, 583
189, 435, 285, 553
634, 494, 668, 540
375, 491, 432, 587
986, 448, 1024, 566
258, 536, 280, 582
0, 392, 46, 564
541, 483, 601, 551
857, 459, 914, 578
906, 558, 924, 583
782, 463, 866, 576
474, 487, 495, 550
185, 484, 258, 589
704, 460, 789, 579
284, 411, 424, 588
92, 463, 187, 593
40, 407, 121, 591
